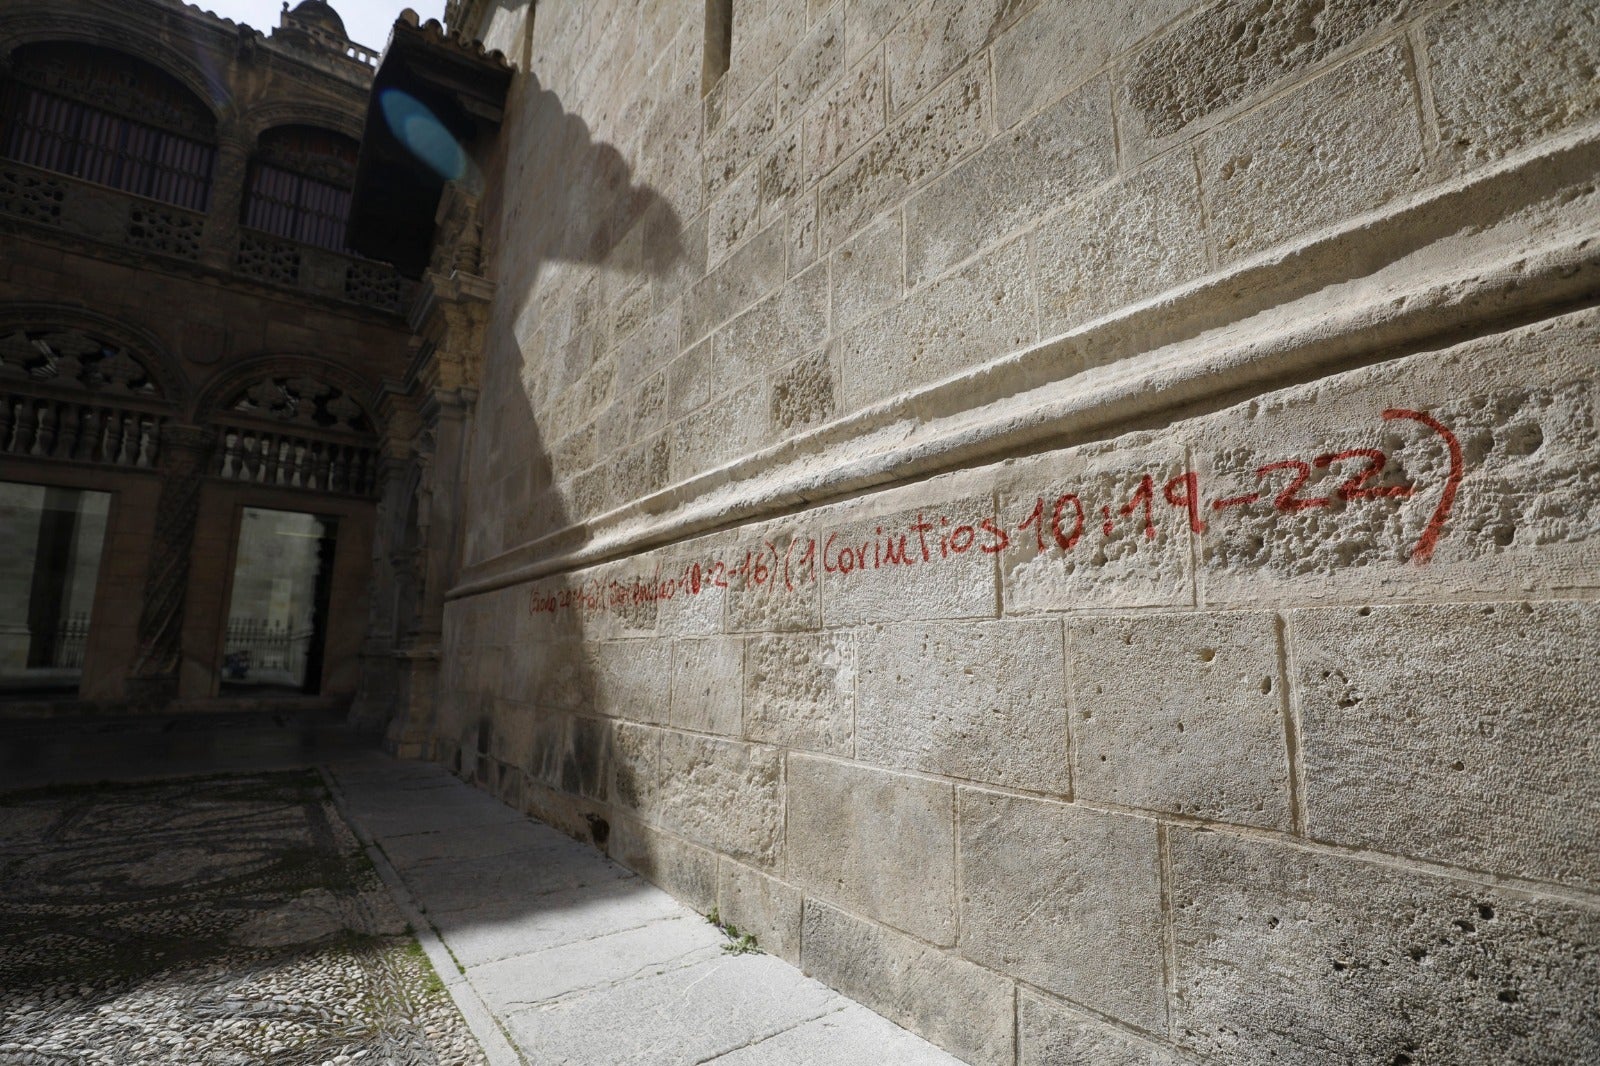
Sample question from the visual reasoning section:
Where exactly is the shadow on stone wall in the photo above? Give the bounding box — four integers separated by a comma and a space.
429, 68, 701, 909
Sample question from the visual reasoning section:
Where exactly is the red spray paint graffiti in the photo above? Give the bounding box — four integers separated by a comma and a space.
529, 410, 1463, 617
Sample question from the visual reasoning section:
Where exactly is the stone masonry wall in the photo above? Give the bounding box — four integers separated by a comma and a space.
434, 0, 1600, 1061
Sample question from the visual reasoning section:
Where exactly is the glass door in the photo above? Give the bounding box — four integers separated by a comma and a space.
221, 507, 337, 695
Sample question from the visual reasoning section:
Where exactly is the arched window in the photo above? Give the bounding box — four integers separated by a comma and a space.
242, 126, 359, 252
0, 44, 217, 211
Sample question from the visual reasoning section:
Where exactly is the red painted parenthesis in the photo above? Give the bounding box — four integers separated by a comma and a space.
1382, 408, 1463, 565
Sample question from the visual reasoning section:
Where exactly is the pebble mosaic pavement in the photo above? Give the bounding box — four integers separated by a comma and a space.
0, 771, 487, 1065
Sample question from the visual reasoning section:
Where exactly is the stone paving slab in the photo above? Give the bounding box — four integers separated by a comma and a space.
325, 753, 966, 1065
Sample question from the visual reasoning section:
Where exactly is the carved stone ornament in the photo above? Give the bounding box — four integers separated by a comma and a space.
0, 328, 165, 397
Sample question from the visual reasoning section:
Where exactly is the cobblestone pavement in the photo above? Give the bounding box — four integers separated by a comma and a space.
0, 770, 487, 1065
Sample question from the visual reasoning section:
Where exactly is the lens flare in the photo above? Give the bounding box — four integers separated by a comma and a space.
379, 88, 466, 180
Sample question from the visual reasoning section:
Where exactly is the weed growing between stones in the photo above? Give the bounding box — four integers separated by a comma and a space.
705, 908, 761, 956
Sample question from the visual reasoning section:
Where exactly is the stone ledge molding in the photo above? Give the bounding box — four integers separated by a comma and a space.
451, 123, 1600, 601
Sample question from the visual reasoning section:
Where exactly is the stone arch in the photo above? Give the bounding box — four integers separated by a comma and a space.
240, 102, 364, 144
0, 24, 229, 125
0, 304, 187, 406
195, 353, 381, 436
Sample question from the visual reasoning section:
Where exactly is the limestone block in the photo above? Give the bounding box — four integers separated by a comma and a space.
992, 0, 1200, 130
818, 57, 988, 249
1194, 309, 1600, 605
1169, 827, 1600, 1063
708, 165, 762, 268
657, 545, 730, 636
608, 720, 660, 819
670, 636, 745, 736
705, 80, 778, 198
1019, 991, 1187, 1066
743, 632, 854, 756
684, 220, 787, 345
1196, 44, 1425, 263
607, 813, 718, 913
592, 639, 673, 724
787, 755, 956, 943
775, 5, 844, 127
840, 237, 1033, 411
1425, 0, 1600, 172
997, 440, 1197, 614
609, 431, 671, 507
1032, 150, 1210, 339
830, 210, 902, 332
787, 188, 820, 274
656, 732, 784, 868
803, 52, 886, 186
1069, 611, 1290, 828
844, 0, 903, 65
801, 899, 1014, 1066
906, 75, 1116, 287
671, 378, 767, 480
649, 208, 706, 312
758, 124, 802, 223
1117, 0, 1414, 153
818, 493, 1001, 626
957, 788, 1167, 1031
857, 620, 1068, 793
769, 347, 836, 434
667, 337, 715, 420
725, 529, 824, 632
1291, 601, 1600, 888
718, 858, 803, 963
614, 295, 683, 389
717, 258, 828, 374
883, 0, 1034, 117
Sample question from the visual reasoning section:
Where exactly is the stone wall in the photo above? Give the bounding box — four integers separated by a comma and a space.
434, 0, 1600, 1061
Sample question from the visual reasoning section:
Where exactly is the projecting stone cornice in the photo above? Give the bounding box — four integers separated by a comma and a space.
450, 123, 1600, 601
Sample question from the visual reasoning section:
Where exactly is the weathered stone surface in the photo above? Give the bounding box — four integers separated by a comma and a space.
657, 732, 784, 868
708, 164, 762, 268
430, 877, 683, 968
1032, 150, 1209, 338
774, 5, 844, 127
906, 75, 1115, 287
830, 211, 903, 332
1118, 0, 1413, 150
670, 636, 745, 736
801, 900, 1015, 1066
711, 1004, 969, 1064
819, 57, 988, 248
667, 336, 717, 420
704, 81, 778, 197
957, 788, 1167, 1031
1197, 44, 1425, 262
1019, 991, 1187, 1066
684, 220, 788, 344
1169, 827, 1600, 1064
883, 0, 1035, 116
1291, 601, 1600, 887
857, 620, 1068, 792
718, 858, 803, 963
769, 346, 837, 433
818, 493, 1001, 626
840, 237, 1033, 410
1425, 0, 1600, 172
1196, 314, 1600, 605
504, 952, 844, 1064
592, 639, 672, 724
717, 258, 828, 373
608, 720, 660, 817
466, 915, 721, 1012
1070, 611, 1290, 827
998, 441, 1197, 614
725, 530, 823, 632
992, 0, 1199, 129
803, 52, 886, 185
744, 632, 854, 756
606, 813, 719, 913
671, 378, 768, 479
787, 755, 956, 944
